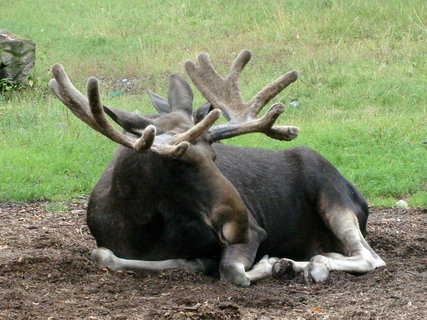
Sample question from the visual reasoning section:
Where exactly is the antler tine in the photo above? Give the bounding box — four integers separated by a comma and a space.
87, 77, 157, 151
49, 64, 100, 131
228, 49, 252, 82
246, 70, 298, 119
197, 53, 224, 88
134, 126, 156, 152
173, 109, 221, 144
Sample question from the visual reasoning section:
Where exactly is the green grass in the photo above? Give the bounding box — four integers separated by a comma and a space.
0, 0, 426, 207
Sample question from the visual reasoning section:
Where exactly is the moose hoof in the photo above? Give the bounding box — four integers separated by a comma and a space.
304, 255, 330, 283
91, 247, 120, 271
238, 276, 251, 288
304, 265, 330, 283
228, 271, 251, 287
224, 271, 251, 287
220, 264, 251, 287
272, 259, 297, 280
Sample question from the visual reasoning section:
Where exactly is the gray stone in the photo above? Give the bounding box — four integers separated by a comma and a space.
396, 200, 409, 208
288, 100, 300, 107
0, 30, 36, 84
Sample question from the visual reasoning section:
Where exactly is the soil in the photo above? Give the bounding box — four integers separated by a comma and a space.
0, 201, 426, 320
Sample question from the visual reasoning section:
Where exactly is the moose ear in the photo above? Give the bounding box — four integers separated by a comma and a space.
193, 102, 215, 124
168, 74, 193, 116
103, 105, 153, 134
147, 90, 171, 114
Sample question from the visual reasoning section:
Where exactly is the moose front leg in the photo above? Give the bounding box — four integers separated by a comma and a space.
219, 224, 267, 287
91, 248, 217, 274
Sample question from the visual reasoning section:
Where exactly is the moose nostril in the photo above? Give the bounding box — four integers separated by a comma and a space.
221, 221, 248, 245
222, 222, 234, 243
218, 227, 231, 246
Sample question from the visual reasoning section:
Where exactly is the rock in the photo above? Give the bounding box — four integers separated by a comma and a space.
0, 30, 36, 84
396, 200, 409, 208
288, 100, 300, 107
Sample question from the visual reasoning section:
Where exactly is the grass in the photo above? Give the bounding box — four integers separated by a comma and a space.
0, 0, 426, 207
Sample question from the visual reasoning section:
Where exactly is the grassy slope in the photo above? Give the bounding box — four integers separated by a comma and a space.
0, 0, 426, 206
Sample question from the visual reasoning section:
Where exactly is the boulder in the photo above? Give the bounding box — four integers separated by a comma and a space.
0, 30, 36, 84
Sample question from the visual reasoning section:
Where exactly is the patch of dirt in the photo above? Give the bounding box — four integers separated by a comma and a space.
98, 71, 170, 96
99, 77, 145, 96
0, 202, 426, 319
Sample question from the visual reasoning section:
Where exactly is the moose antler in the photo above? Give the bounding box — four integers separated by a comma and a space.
185, 50, 299, 141
49, 64, 221, 158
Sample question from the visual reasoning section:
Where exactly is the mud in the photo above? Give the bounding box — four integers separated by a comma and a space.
0, 201, 425, 319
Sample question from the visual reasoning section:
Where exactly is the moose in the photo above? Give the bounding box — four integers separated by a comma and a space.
49, 50, 385, 286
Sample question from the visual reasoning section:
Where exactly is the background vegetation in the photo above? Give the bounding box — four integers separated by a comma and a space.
0, 0, 426, 207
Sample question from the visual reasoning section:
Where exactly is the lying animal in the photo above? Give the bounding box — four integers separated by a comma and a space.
49, 50, 385, 286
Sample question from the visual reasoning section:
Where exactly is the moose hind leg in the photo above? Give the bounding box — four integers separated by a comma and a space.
274, 208, 385, 283
305, 207, 385, 282
91, 247, 217, 274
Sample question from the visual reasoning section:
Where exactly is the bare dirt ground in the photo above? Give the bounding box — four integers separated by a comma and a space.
0, 201, 425, 320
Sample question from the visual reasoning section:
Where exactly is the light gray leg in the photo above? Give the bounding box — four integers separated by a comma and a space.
219, 223, 267, 287
314, 208, 385, 275
220, 255, 279, 286
246, 255, 279, 282
273, 208, 385, 283
91, 247, 215, 274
